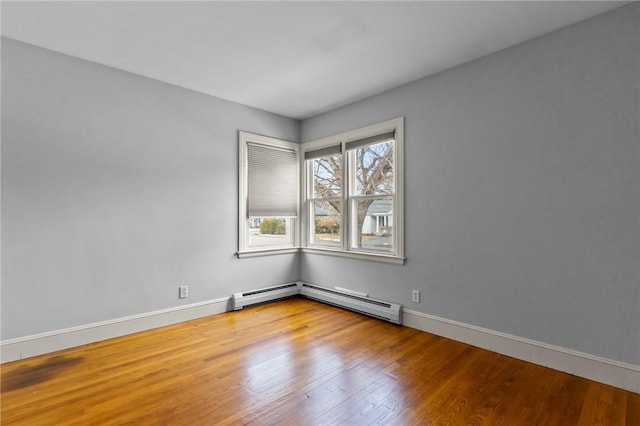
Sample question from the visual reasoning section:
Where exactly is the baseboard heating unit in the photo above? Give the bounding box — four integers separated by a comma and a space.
300, 283, 402, 325
232, 282, 300, 310
232, 282, 402, 325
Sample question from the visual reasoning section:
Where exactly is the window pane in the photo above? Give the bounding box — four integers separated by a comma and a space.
313, 155, 342, 198
354, 141, 394, 195
248, 217, 293, 248
351, 198, 393, 253
312, 201, 341, 247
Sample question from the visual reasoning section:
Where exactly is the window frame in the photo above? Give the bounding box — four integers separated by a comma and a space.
302, 117, 405, 264
237, 131, 300, 258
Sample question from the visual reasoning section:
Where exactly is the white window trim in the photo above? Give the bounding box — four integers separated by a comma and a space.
301, 117, 405, 264
237, 131, 300, 257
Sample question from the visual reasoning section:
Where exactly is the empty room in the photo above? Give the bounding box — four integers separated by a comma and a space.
1, 1, 639, 424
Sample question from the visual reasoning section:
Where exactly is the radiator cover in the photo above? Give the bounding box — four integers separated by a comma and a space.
232, 283, 300, 310
232, 282, 402, 325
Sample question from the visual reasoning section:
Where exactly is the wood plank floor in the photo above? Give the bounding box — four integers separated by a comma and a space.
1, 298, 638, 425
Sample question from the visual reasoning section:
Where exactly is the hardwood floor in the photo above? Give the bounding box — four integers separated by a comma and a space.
1, 298, 638, 425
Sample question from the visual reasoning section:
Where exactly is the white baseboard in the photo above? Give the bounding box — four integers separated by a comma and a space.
403, 308, 640, 393
2, 297, 637, 393
0, 297, 231, 363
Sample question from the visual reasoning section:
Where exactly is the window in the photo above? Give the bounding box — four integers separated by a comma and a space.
238, 132, 299, 256
303, 118, 404, 264
306, 145, 342, 248
237, 119, 404, 264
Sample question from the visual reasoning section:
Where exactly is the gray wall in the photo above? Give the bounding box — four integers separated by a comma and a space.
1, 38, 300, 339
301, 5, 639, 365
2, 4, 638, 367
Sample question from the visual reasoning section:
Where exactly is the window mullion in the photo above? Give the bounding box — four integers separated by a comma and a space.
350, 194, 395, 201
308, 196, 341, 203
345, 147, 354, 251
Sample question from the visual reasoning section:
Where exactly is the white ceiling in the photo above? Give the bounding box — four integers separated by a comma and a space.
1, 1, 627, 119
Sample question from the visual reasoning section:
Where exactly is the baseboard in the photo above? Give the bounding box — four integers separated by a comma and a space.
0, 297, 231, 363
403, 308, 640, 393
3, 296, 637, 393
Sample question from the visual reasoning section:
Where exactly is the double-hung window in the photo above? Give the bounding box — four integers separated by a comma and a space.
238, 132, 299, 256
237, 118, 404, 264
303, 117, 404, 264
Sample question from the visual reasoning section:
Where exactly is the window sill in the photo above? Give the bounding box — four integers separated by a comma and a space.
301, 247, 406, 265
236, 248, 300, 259
237, 247, 406, 265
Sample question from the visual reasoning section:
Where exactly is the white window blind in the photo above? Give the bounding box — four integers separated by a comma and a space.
247, 142, 298, 218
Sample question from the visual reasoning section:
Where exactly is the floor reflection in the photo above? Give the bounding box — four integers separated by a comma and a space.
239, 330, 409, 424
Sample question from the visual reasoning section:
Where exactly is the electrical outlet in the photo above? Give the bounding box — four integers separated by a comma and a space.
412, 289, 420, 303
179, 285, 188, 299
